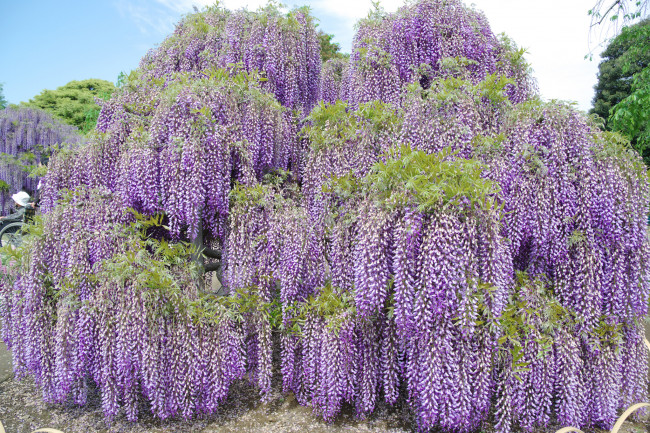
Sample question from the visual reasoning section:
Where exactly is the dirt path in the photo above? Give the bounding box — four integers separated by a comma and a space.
0, 341, 12, 384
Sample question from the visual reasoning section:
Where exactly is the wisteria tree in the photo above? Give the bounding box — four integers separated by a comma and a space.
0, 1, 648, 432
0, 106, 81, 213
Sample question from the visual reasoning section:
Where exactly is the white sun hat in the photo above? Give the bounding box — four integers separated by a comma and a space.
11, 191, 30, 207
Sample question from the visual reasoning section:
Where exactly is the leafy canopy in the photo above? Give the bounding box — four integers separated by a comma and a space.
317, 30, 348, 62
25, 78, 115, 133
591, 18, 650, 165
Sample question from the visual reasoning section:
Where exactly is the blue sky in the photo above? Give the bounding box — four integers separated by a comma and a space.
1, 0, 611, 111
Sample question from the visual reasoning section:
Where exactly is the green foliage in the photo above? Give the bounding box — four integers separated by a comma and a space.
437, 56, 479, 78
363, 146, 501, 214
425, 73, 515, 106
93, 211, 207, 316
229, 180, 276, 208
610, 66, 650, 163
0, 83, 7, 110
303, 101, 356, 148
489, 272, 573, 378
317, 30, 348, 62
591, 19, 650, 164
25, 78, 115, 133
115, 70, 140, 90
303, 100, 400, 151
496, 34, 531, 74
285, 283, 356, 335
229, 171, 301, 227
0, 150, 48, 178
356, 44, 394, 72
591, 129, 649, 185
94, 208, 248, 323
155, 66, 278, 112
471, 133, 506, 159
110, 211, 287, 325
115, 71, 128, 88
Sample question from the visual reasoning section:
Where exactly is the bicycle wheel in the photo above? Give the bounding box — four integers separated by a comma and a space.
0, 223, 23, 248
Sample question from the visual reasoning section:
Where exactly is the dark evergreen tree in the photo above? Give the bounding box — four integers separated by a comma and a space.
591, 18, 650, 165
591, 18, 650, 125
317, 31, 347, 62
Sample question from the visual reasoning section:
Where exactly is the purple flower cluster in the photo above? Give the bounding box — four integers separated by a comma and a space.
0, 189, 247, 422
318, 59, 348, 105
139, 5, 320, 114
48, 72, 295, 242
344, 0, 535, 108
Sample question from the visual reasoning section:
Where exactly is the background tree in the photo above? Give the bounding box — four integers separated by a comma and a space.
591, 18, 650, 164
0, 83, 7, 109
318, 30, 348, 62
591, 18, 649, 121
25, 78, 115, 133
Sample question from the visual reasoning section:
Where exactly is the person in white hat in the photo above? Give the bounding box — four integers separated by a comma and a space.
0, 191, 31, 225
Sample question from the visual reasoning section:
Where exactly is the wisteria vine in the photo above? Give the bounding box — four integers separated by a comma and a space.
0, 1, 648, 432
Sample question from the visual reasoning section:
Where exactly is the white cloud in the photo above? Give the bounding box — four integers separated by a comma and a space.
117, 0, 286, 37
219, 0, 270, 11
149, 0, 197, 14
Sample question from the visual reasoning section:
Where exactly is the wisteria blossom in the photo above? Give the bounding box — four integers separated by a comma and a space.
0, 0, 647, 431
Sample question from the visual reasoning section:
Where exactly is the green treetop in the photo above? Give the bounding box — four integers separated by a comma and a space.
318, 30, 348, 62
25, 78, 115, 133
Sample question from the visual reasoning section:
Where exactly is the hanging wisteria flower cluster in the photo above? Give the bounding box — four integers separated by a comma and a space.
0, 106, 81, 213
344, 1, 536, 108
45, 68, 296, 241
138, 3, 320, 114
1, 0, 648, 432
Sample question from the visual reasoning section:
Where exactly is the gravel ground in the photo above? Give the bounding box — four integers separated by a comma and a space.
0, 373, 413, 433
0, 338, 648, 433
0, 372, 648, 433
